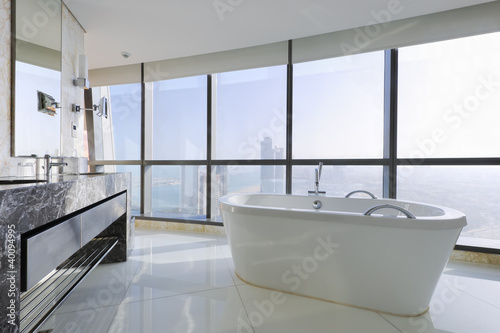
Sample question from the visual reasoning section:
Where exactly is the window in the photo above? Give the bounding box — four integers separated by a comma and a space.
210, 165, 286, 218
108, 84, 142, 160
398, 31, 500, 249
398, 166, 500, 244
89, 31, 500, 251
293, 51, 385, 159
292, 166, 383, 197
152, 166, 207, 218
213, 66, 287, 160
398, 32, 500, 158
152, 76, 207, 160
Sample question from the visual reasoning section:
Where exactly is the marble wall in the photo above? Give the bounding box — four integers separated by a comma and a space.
0, 1, 86, 177
0, 0, 15, 176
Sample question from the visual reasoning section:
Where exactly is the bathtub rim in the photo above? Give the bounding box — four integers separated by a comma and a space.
220, 193, 467, 230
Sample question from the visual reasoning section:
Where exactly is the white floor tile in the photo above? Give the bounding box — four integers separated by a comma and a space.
236, 284, 400, 333
441, 260, 500, 309
107, 286, 252, 333
53, 259, 141, 314
122, 232, 235, 303
381, 279, 500, 333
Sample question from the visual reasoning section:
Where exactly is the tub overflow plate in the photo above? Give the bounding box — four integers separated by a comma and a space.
312, 200, 322, 209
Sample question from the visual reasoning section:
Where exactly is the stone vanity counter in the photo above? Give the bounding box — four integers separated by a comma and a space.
0, 173, 131, 333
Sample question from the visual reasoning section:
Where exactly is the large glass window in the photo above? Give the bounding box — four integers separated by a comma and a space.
292, 166, 383, 197
152, 165, 207, 218
210, 165, 286, 218
293, 51, 385, 159
213, 66, 287, 160
398, 32, 500, 158
108, 84, 142, 160
398, 166, 500, 244
90, 31, 500, 251
152, 76, 207, 160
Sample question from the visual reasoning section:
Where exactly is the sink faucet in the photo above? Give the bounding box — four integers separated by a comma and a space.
43, 154, 68, 177
308, 162, 326, 196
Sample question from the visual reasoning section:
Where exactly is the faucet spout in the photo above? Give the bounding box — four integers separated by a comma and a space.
43, 154, 68, 177
308, 162, 326, 196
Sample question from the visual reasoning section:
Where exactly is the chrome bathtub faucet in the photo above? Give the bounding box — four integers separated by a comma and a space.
308, 162, 326, 196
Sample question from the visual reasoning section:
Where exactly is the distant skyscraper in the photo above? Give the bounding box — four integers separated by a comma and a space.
274, 147, 285, 192
214, 165, 228, 217
261, 137, 275, 193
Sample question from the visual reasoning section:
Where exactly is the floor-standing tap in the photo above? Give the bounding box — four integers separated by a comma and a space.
43, 154, 68, 177
308, 162, 326, 195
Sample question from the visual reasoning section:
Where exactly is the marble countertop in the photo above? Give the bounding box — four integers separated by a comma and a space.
0, 172, 131, 233
0, 173, 116, 191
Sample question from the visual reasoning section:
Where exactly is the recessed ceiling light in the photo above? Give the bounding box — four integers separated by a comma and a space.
121, 51, 131, 59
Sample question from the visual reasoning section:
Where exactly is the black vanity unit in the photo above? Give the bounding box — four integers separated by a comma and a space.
0, 173, 132, 333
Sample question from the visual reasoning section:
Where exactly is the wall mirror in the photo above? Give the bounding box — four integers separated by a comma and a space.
12, 0, 62, 157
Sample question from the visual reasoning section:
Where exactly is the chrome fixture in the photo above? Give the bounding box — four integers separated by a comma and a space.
308, 162, 326, 196
364, 204, 416, 219
312, 200, 322, 209
345, 190, 377, 199
43, 154, 68, 177
79, 96, 108, 118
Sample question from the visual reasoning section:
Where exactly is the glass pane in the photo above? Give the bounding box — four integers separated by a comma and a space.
152, 166, 207, 218
292, 165, 383, 197
293, 51, 384, 159
210, 165, 286, 218
152, 76, 207, 160
398, 166, 500, 242
214, 66, 287, 160
398, 32, 500, 158
115, 165, 141, 213
108, 84, 142, 160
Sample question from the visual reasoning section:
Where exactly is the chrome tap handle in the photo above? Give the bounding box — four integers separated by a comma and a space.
43, 154, 51, 170
318, 162, 323, 182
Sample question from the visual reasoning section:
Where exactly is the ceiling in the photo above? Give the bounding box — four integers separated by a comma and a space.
64, 0, 494, 70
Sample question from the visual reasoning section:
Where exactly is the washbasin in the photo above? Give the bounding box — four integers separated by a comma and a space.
0, 179, 48, 185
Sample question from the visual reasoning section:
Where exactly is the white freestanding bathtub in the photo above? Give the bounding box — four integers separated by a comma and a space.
220, 193, 467, 316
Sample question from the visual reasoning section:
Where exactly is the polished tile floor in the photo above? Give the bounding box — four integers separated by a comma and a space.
40, 229, 500, 333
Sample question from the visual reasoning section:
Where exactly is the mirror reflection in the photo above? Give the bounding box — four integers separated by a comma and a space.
13, 0, 62, 157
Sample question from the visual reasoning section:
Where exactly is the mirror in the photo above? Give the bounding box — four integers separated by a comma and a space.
12, 0, 62, 157
97, 96, 108, 118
